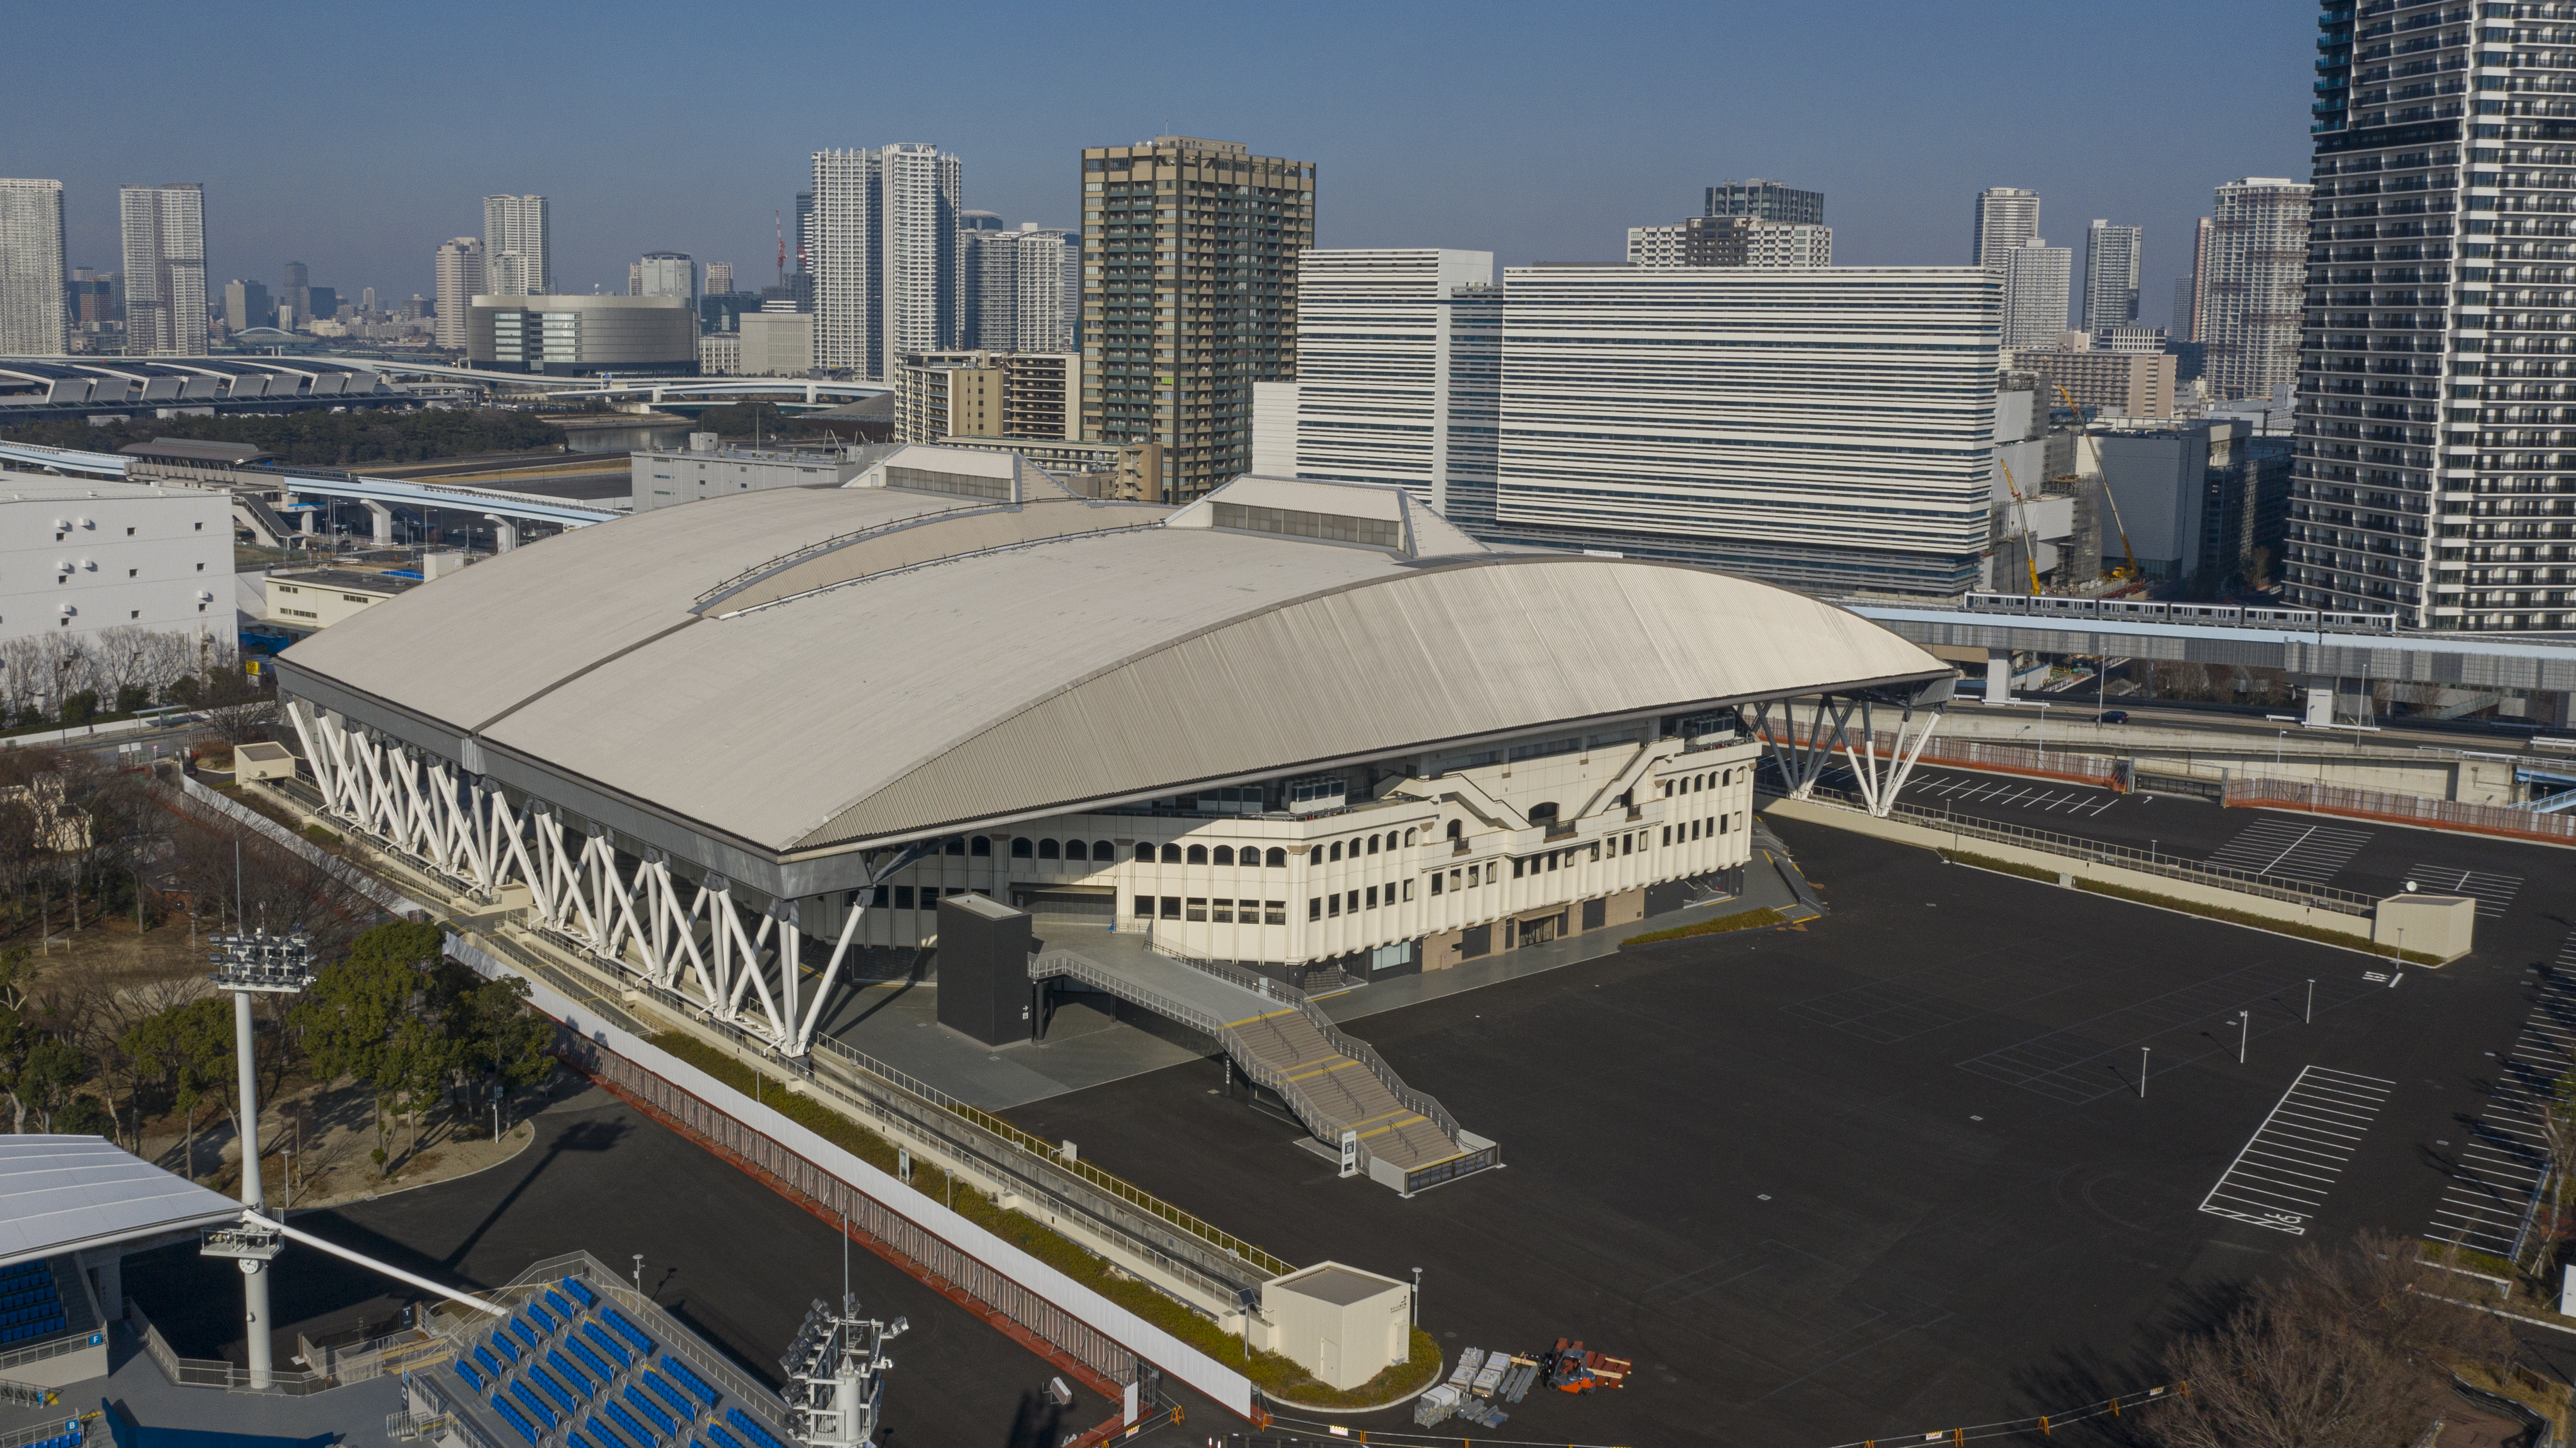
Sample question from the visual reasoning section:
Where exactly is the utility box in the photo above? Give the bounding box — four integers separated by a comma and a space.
232, 740, 296, 781
2374, 892, 2476, 963
1258, 1262, 1410, 1391
936, 893, 1033, 1046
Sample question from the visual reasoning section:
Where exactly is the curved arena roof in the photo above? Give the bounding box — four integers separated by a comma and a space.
277, 463, 1949, 874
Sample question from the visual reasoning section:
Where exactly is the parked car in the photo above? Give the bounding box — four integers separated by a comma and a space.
2096, 710, 2131, 725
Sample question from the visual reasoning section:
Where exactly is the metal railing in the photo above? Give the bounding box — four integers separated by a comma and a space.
0, 1334, 96, 1376
554, 1030, 1145, 1393
2228, 774, 2576, 844
1808, 790, 2379, 916
1030, 948, 1371, 1183
484, 1252, 792, 1433
407, 1366, 502, 1448
1123, 944, 1477, 1171
126, 1299, 335, 1396
0, 1414, 87, 1448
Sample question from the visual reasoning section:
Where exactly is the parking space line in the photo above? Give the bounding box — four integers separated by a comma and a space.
2403, 864, 2524, 920
2424, 936, 2576, 1258
2200, 1066, 2395, 1235
1956, 967, 2386, 1104
2207, 818, 2373, 885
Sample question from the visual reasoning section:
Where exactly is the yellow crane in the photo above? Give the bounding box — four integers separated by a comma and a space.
2054, 383, 2140, 583
1998, 456, 2043, 595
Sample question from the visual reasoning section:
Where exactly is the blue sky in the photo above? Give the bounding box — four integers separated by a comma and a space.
3, 1, 2315, 316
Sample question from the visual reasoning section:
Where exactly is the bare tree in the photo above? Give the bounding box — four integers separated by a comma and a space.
2154, 1231, 2512, 1448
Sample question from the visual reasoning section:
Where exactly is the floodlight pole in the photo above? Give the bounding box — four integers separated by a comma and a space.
234, 988, 269, 1388
206, 928, 315, 1391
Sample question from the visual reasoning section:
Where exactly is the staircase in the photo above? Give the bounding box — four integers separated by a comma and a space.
1029, 935, 1496, 1194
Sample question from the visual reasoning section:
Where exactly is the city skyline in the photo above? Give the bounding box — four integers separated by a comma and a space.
0, 1, 2308, 312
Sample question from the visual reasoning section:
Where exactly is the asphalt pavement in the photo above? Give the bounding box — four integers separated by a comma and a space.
997, 821, 2566, 1447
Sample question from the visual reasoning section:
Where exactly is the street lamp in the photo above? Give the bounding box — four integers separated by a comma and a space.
203, 926, 314, 1390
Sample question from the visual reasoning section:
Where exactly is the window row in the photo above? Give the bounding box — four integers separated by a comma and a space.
1308, 828, 1416, 864
1663, 767, 1737, 798
870, 884, 968, 910
1135, 896, 1288, 924
1663, 814, 1734, 846
1429, 862, 1499, 895
1011, 837, 1294, 866
1306, 879, 1416, 920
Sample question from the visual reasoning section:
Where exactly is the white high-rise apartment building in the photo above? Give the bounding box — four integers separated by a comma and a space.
434, 237, 483, 350
1485, 266, 2000, 595
2290, 0, 2571, 629
1275, 249, 1502, 522
810, 144, 961, 379
2001, 240, 2071, 350
2201, 177, 2311, 404
119, 183, 206, 356
635, 252, 696, 300
2082, 220, 2142, 332
0, 179, 68, 356
1744, 222, 1832, 268
1627, 220, 1831, 268
1973, 187, 2041, 268
482, 194, 549, 297
966, 224, 1074, 352
882, 144, 960, 372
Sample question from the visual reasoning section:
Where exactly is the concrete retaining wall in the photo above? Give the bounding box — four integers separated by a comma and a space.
1762, 796, 2466, 960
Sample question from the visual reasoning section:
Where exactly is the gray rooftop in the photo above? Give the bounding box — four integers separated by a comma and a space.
278, 474, 1947, 859
0, 1136, 242, 1267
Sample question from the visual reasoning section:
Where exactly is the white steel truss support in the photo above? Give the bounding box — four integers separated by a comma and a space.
1837, 699, 1944, 819
1754, 695, 1859, 801
284, 703, 817, 1054
796, 898, 868, 1056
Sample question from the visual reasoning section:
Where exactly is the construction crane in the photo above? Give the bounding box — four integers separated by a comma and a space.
2053, 383, 2140, 583
1998, 456, 2043, 595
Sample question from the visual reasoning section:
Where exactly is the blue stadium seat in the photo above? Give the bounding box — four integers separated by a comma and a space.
640, 1371, 693, 1424
510, 1380, 558, 1430
491, 1395, 539, 1447
455, 1359, 486, 1394
704, 1423, 747, 1448
601, 1307, 655, 1357
473, 1345, 505, 1380
723, 1408, 789, 1448
568, 1433, 600, 1448
530, 1364, 578, 1417
549, 1350, 596, 1400
605, 1400, 657, 1446
582, 1321, 632, 1370
546, 1289, 580, 1322
658, 1357, 718, 1409
527, 1301, 558, 1335
624, 1384, 677, 1438
508, 1319, 540, 1354
567, 1334, 615, 1384
588, 1417, 629, 1448
561, 1277, 599, 1309
490, 1331, 520, 1365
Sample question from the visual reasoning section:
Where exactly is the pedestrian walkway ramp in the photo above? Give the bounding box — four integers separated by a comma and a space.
1029, 931, 1497, 1195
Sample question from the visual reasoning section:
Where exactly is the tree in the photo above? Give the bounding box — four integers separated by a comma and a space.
2154, 1230, 2512, 1448
292, 921, 447, 1176
120, 996, 234, 1178
459, 974, 557, 1132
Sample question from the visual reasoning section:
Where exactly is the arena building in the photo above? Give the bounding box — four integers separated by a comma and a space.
272, 447, 1952, 1067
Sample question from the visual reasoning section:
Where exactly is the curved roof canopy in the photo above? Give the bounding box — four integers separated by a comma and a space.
279, 465, 1949, 860
0, 1136, 244, 1268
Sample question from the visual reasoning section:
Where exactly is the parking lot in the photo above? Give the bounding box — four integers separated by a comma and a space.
1001, 820, 2576, 1446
